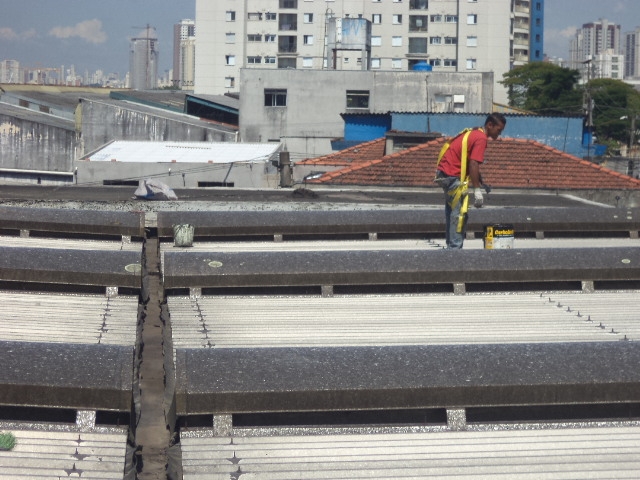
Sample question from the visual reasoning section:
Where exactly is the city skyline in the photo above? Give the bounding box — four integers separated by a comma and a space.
2, 0, 640, 79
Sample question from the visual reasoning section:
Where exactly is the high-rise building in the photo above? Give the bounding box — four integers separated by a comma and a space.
624, 28, 640, 79
570, 19, 623, 81
0, 60, 20, 83
129, 26, 159, 90
194, 0, 544, 104
173, 19, 196, 89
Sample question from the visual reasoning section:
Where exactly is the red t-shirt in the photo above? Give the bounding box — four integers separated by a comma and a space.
437, 129, 488, 177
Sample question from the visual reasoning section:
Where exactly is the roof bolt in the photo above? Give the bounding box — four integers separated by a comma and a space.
621, 335, 629, 341
566, 306, 571, 312
576, 311, 582, 317
599, 323, 605, 329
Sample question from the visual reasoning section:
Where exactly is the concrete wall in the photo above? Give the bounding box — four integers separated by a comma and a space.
0, 112, 77, 172
239, 69, 493, 159
79, 99, 238, 155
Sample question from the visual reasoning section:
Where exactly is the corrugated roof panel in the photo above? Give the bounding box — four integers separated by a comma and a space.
1, 236, 141, 252
0, 429, 128, 479
85, 141, 280, 164
180, 426, 640, 479
167, 292, 637, 350
0, 293, 139, 346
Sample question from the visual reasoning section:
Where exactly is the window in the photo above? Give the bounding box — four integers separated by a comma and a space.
266, 12, 277, 20
265, 34, 277, 42
264, 56, 276, 64
225, 77, 235, 88
445, 15, 458, 23
346, 90, 370, 109
302, 57, 313, 67
303, 34, 314, 45
371, 36, 382, 46
304, 13, 314, 23
226, 11, 236, 21
393, 14, 402, 24
444, 36, 457, 45
248, 12, 263, 21
372, 14, 382, 24
247, 34, 262, 42
265, 89, 287, 106
467, 14, 478, 24
430, 36, 441, 45
409, 37, 428, 54
392, 36, 403, 47
466, 58, 477, 69
278, 35, 297, 53
371, 58, 381, 68
466, 36, 477, 47
247, 56, 262, 64
279, 0, 298, 8
409, 15, 428, 31
443, 59, 457, 67
410, 0, 428, 9
278, 57, 297, 69
226, 32, 236, 43
430, 14, 442, 22
225, 55, 236, 65
279, 13, 297, 31
391, 58, 402, 69
429, 58, 441, 66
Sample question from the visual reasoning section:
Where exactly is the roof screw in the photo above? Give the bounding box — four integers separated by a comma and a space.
610, 328, 617, 334
599, 323, 605, 329
587, 315, 592, 322
557, 302, 562, 308
566, 306, 571, 312
549, 297, 553, 303
576, 311, 582, 317
621, 335, 629, 341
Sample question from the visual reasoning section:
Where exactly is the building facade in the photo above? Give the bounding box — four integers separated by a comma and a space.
625, 28, 640, 79
129, 26, 159, 90
173, 20, 196, 90
195, 0, 543, 104
239, 68, 493, 158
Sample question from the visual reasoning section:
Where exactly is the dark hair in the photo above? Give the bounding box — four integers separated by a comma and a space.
485, 113, 507, 127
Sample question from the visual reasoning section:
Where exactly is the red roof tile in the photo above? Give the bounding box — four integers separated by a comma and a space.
307, 137, 640, 190
297, 138, 386, 166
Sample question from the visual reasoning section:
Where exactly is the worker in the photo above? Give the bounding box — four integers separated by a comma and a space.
434, 113, 506, 249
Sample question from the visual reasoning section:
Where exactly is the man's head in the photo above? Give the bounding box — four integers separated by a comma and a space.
484, 113, 506, 140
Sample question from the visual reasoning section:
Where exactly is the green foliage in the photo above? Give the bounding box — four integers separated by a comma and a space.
587, 78, 640, 145
500, 63, 583, 115
0, 432, 16, 451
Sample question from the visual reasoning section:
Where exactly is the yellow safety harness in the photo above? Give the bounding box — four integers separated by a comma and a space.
436, 128, 483, 233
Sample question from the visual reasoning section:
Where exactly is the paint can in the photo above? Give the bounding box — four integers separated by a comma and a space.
484, 224, 514, 249
173, 224, 194, 247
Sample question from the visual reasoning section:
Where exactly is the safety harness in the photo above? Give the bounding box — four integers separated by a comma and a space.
435, 127, 483, 233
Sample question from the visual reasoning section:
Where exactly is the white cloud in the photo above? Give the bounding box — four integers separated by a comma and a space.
49, 19, 107, 44
0, 27, 37, 41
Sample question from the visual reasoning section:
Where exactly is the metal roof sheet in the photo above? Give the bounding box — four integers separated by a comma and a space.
180, 426, 640, 479
84, 141, 281, 164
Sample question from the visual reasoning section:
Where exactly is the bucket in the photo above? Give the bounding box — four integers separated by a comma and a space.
484, 224, 514, 249
173, 224, 194, 247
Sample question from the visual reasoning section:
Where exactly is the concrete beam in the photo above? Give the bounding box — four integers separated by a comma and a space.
175, 342, 640, 415
0, 247, 142, 289
0, 206, 145, 237
162, 247, 640, 290
0, 341, 133, 412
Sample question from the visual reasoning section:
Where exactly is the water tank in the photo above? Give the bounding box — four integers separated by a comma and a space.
412, 61, 432, 71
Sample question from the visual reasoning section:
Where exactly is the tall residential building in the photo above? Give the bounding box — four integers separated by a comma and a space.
570, 19, 622, 69
0, 60, 20, 83
173, 19, 196, 89
129, 26, 159, 90
625, 28, 640, 79
194, 0, 544, 104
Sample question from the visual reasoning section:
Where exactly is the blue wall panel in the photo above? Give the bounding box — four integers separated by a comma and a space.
343, 114, 392, 142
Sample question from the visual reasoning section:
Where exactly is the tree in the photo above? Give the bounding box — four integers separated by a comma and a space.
500, 63, 583, 115
587, 78, 640, 146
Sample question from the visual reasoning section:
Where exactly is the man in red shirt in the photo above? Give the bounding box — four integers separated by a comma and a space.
435, 113, 506, 248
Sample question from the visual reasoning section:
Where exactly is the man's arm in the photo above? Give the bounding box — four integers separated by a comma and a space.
468, 159, 481, 188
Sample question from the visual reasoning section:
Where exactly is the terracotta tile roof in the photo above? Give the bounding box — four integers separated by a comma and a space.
297, 138, 386, 167
308, 137, 640, 190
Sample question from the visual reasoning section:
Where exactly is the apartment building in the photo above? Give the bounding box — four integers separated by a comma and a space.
173, 20, 196, 89
625, 28, 640, 79
194, 0, 543, 104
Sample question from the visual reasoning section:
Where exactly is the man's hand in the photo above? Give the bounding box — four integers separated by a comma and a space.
474, 188, 484, 208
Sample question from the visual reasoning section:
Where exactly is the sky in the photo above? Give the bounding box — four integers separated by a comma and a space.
2, 0, 640, 77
